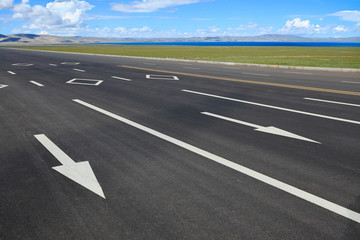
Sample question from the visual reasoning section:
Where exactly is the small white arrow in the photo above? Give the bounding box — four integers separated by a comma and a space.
0, 84, 8, 89
34, 134, 105, 198
201, 112, 320, 144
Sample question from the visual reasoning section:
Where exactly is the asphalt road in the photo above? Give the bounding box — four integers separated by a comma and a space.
0, 47, 359, 239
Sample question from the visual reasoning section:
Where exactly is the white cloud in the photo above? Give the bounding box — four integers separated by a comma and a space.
278, 18, 330, 35
112, 0, 202, 13
331, 10, 360, 22
11, 0, 93, 33
334, 25, 348, 33
0, 0, 13, 9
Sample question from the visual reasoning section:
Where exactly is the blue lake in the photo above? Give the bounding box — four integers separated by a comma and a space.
93, 42, 360, 47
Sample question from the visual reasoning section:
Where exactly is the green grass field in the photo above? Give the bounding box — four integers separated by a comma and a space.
17, 45, 360, 68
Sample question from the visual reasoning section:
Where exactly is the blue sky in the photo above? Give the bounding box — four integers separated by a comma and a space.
0, 0, 359, 38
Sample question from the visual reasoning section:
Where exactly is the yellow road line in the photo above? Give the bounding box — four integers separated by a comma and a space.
120, 65, 360, 96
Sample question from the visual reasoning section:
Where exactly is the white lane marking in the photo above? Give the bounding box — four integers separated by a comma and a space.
34, 134, 105, 198
111, 76, 132, 81
30, 81, 44, 87
49, 63, 58, 66
342, 81, 360, 84
304, 98, 360, 108
201, 112, 320, 143
183, 67, 200, 70
73, 99, 360, 224
66, 78, 103, 86
182, 89, 360, 125
73, 68, 85, 72
242, 72, 270, 77
144, 63, 156, 65
7, 71, 16, 75
61, 62, 80, 65
146, 74, 179, 80
12, 63, 33, 67
0, 84, 8, 89
285, 71, 313, 75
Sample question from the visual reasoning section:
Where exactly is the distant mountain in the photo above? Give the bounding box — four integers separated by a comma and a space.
0, 33, 359, 45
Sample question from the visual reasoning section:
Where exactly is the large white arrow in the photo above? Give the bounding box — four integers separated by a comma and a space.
201, 112, 320, 144
34, 134, 105, 198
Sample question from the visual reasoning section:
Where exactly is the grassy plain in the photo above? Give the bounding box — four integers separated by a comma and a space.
17, 45, 360, 68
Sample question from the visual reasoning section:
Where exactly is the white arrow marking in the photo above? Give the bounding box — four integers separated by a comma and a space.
0, 84, 8, 89
73, 99, 360, 223
183, 89, 360, 125
201, 112, 320, 144
34, 134, 105, 198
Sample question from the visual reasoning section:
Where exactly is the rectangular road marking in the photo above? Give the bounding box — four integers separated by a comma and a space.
242, 72, 270, 77
121, 65, 360, 96
304, 97, 360, 107
111, 76, 132, 81
7, 71, 16, 75
30, 81, 44, 87
182, 89, 360, 125
73, 98, 360, 224
342, 81, 360, 84
73, 68, 85, 72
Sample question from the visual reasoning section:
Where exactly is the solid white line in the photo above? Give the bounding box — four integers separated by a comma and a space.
182, 89, 360, 125
30, 81, 44, 87
7, 71, 16, 75
304, 97, 360, 107
242, 72, 270, 77
285, 71, 313, 75
111, 76, 132, 81
73, 99, 360, 224
73, 68, 85, 72
342, 81, 360, 84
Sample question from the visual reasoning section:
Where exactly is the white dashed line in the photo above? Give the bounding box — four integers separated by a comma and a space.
342, 81, 360, 84
49, 64, 58, 66
73, 68, 85, 72
73, 98, 360, 224
111, 76, 132, 81
182, 89, 360, 125
30, 81, 44, 87
7, 71, 16, 75
304, 97, 360, 107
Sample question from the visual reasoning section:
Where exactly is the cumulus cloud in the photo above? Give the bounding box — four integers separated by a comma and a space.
331, 10, 360, 22
0, 0, 13, 10
112, 0, 202, 13
278, 18, 330, 35
11, 0, 93, 32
